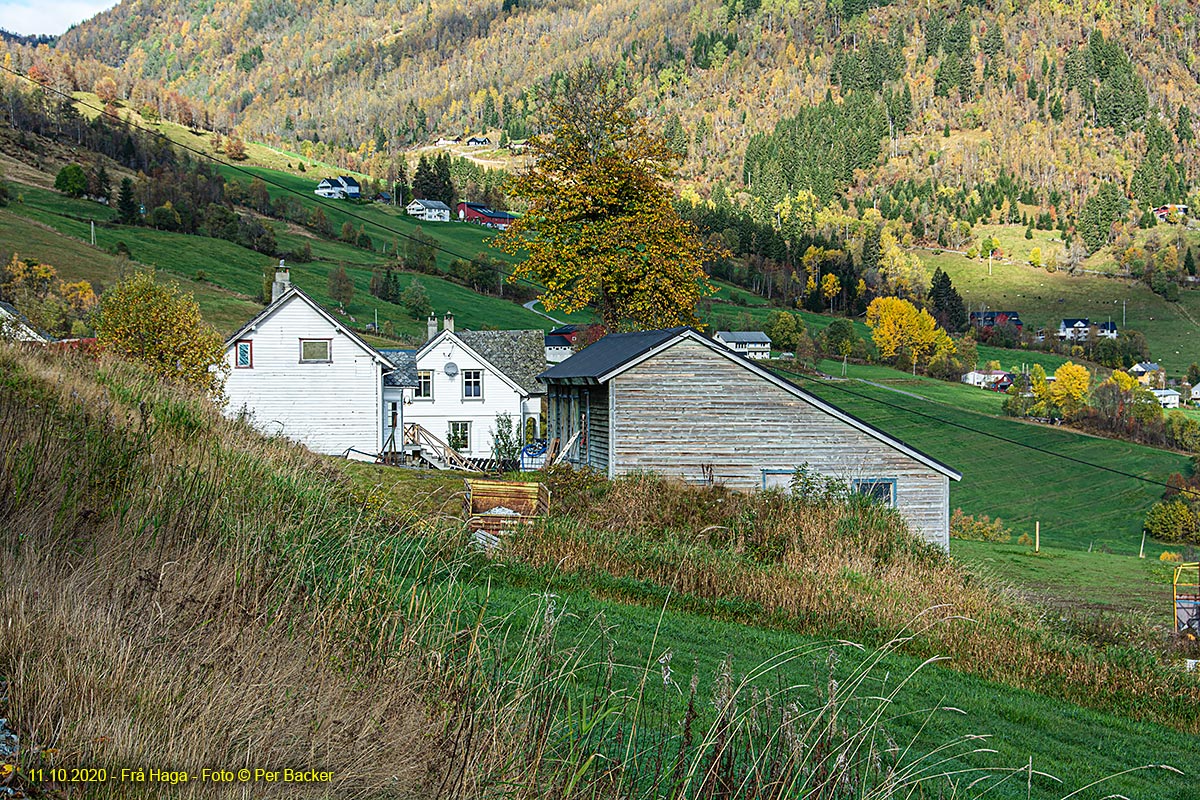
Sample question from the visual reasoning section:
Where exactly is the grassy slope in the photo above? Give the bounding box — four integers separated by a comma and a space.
339, 462, 1198, 800
922, 224, 1200, 374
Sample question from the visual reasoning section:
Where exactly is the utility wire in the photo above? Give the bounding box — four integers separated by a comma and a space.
2, 64, 1187, 497
0, 62, 551, 294
770, 362, 1181, 493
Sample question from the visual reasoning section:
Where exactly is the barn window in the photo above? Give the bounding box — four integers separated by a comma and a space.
235, 340, 252, 368
387, 402, 398, 428
463, 370, 483, 399
853, 479, 896, 507
415, 371, 433, 399
299, 339, 331, 363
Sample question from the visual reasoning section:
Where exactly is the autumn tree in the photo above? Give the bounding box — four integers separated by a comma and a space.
865, 296, 955, 374
94, 75, 118, 104
495, 65, 723, 330
820, 273, 841, 312
225, 136, 247, 160
1049, 362, 1091, 419
93, 271, 226, 396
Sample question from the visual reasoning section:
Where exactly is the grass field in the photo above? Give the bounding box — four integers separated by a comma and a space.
921, 224, 1200, 373
782, 368, 1190, 554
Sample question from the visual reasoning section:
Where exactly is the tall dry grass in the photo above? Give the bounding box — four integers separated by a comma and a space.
1, 344, 1176, 799
508, 468, 1200, 733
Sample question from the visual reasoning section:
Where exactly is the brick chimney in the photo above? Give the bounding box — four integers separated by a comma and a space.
443, 312, 454, 334
271, 259, 290, 302
426, 314, 438, 342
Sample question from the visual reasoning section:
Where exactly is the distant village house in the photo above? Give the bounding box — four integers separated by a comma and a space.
714, 330, 772, 360
314, 176, 361, 199
406, 199, 452, 222
457, 201, 517, 230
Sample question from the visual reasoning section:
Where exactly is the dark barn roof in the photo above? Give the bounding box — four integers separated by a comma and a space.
539, 328, 688, 384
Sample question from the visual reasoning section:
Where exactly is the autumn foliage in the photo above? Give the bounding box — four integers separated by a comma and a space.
93, 271, 227, 396
496, 67, 722, 331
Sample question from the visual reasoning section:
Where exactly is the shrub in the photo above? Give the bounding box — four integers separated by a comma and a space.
1017, 532, 1034, 546
1144, 500, 1200, 544
1161, 551, 1183, 562
950, 508, 1012, 542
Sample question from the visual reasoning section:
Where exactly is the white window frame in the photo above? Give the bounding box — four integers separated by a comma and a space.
414, 370, 433, 400
448, 421, 471, 452
852, 478, 897, 507
462, 369, 483, 400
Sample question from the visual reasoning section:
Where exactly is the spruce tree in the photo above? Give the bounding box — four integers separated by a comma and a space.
117, 177, 139, 224
927, 268, 967, 333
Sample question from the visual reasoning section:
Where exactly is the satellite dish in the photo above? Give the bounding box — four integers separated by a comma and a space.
444, 362, 460, 378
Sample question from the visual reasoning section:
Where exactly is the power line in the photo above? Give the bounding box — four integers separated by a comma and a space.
770, 363, 1180, 494
0, 62, 551, 295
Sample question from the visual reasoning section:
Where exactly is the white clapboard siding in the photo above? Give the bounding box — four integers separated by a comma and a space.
606, 339, 951, 548
224, 296, 383, 456
406, 338, 528, 455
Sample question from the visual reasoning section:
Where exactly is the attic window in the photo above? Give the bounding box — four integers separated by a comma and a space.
299, 339, 331, 363
235, 340, 253, 368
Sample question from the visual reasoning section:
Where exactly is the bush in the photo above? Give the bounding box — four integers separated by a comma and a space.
950, 508, 1012, 542
1144, 500, 1200, 544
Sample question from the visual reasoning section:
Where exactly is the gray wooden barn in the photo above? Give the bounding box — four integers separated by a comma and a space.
538, 327, 961, 548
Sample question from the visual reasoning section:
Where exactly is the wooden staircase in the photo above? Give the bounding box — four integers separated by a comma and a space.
400, 423, 481, 472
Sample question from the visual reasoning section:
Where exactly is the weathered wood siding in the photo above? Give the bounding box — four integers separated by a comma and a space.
223, 297, 383, 456
609, 340, 951, 548
546, 385, 610, 472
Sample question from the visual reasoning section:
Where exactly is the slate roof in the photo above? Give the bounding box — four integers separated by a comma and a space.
0, 301, 51, 342
544, 334, 573, 348
412, 198, 451, 211
1060, 318, 1089, 327
455, 330, 547, 395
1098, 321, 1118, 331
1132, 361, 1162, 373
379, 348, 419, 388
539, 328, 689, 381
717, 330, 772, 344
339, 176, 361, 188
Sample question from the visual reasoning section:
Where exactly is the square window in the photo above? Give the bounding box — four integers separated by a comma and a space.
853, 479, 895, 507
235, 340, 252, 368
415, 370, 433, 399
463, 369, 483, 399
300, 339, 331, 363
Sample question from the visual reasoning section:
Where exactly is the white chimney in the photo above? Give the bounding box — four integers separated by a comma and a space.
443, 312, 454, 333
271, 259, 290, 302
427, 314, 438, 342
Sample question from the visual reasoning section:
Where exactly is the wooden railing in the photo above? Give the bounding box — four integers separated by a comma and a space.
403, 423, 480, 472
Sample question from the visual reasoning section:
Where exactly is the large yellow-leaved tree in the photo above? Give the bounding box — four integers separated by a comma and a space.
865, 296, 955, 374
93, 271, 227, 398
495, 66, 723, 331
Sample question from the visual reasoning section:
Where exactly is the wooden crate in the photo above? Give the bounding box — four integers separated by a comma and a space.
464, 479, 550, 545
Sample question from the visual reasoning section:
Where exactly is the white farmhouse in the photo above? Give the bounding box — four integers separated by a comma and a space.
314, 176, 361, 199
1152, 389, 1181, 409
544, 333, 574, 364
406, 199, 452, 222
403, 314, 546, 457
714, 330, 772, 360
223, 266, 394, 456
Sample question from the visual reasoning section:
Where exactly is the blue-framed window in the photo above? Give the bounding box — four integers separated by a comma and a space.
852, 478, 897, 507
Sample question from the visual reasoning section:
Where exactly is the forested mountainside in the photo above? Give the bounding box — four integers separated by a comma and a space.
46, 0, 1200, 212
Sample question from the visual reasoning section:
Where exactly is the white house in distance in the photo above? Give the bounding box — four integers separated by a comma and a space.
714, 330, 772, 359
544, 332, 574, 364
222, 265, 394, 456
403, 314, 546, 457
406, 199, 451, 222
1152, 389, 1181, 409
539, 328, 961, 548
314, 176, 361, 199
961, 369, 1015, 391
